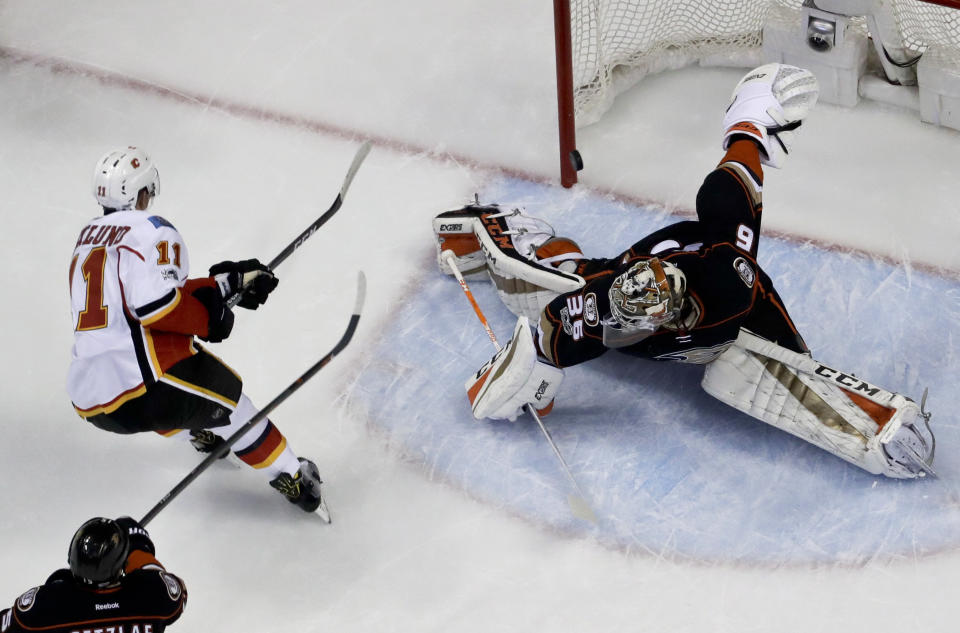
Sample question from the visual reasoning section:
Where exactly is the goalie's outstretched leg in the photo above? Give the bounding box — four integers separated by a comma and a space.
704, 329, 937, 479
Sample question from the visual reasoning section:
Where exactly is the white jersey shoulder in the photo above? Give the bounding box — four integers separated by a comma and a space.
67, 210, 193, 413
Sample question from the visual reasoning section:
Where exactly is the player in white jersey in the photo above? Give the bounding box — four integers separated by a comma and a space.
67, 147, 326, 516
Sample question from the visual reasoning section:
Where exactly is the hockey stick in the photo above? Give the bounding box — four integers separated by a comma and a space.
227, 140, 372, 308
441, 250, 597, 523
140, 270, 367, 527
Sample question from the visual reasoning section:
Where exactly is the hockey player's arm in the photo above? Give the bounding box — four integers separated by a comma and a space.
114, 516, 188, 624
694, 140, 765, 258
704, 64, 818, 255
538, 279, 613, 368
116, 224, 229, 341
141, 278, 218, 336
144, 277, 243, 344
115, 516, 162, 574
147, 261, 276, 342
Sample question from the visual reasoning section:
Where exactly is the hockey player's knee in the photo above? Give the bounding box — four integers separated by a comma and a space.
465, 317, 564, 421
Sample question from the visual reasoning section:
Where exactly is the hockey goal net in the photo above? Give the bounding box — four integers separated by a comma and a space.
554, 0, 960, 186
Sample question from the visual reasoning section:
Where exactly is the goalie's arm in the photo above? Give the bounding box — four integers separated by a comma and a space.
705, 63, 819, 255
694, 140, 766, 258
537, 276, 615, 368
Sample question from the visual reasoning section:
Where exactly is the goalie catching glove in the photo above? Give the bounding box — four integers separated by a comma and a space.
433, 202, 585, 321
210, 258, 279, 309
465, 316, 564, 421
722, 63, 819, 168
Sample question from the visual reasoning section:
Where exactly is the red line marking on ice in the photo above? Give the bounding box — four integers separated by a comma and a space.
4, 46, 956, 281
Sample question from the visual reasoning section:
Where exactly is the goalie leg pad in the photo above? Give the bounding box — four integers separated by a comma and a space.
465, 316, 564, 421
701, 337, 934, 478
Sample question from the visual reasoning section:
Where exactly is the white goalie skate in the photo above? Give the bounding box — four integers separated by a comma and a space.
878, 390, 936, 477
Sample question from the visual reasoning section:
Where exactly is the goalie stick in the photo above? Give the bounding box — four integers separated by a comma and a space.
140, 270, 367, 527
228, 140, 373, 307
442, 249, 597, 523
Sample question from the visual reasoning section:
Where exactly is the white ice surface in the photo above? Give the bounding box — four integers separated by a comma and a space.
0, 2, 959, 632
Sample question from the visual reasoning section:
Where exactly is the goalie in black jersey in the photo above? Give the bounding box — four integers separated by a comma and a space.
0, 517, 187, 632
435, 64, 936, 479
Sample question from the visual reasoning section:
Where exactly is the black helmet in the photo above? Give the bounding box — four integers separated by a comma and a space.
68, 518, 130, 586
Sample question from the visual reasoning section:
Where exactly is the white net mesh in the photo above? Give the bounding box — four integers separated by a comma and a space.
571, 0, 960, 126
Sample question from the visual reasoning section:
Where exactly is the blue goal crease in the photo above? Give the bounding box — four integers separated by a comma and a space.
353, 176, 960, 565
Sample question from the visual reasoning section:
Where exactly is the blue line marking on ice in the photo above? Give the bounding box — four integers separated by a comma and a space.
353, 177, 960, 565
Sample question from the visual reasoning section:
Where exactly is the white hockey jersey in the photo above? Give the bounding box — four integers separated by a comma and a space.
67, 211, 196, 414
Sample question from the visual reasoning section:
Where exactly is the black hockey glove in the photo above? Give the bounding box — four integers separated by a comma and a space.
115, 516, 156, 556
209, 259, 279, 310
191, 285, 235, 343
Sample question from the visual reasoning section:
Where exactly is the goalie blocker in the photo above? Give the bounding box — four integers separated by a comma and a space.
465, 317, 564, 421
703, 329, 935, 478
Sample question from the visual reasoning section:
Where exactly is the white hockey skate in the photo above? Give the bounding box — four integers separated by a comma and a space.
270, 458, 332, 523
878, 389, 936, 477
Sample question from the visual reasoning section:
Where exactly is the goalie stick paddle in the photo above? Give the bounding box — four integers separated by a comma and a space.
227, 140, 372, 307
140, 270, 367, 527
441, 250, 597, 524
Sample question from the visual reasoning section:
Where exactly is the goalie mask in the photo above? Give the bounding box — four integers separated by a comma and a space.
608, 257, 686, 330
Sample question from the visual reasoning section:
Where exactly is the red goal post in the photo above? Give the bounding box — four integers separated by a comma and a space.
553, 0, 960, 188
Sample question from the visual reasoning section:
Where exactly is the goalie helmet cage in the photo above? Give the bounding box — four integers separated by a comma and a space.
552, 0, 960, 188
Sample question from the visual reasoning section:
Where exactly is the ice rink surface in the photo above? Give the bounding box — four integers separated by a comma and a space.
0, 2, 958, 632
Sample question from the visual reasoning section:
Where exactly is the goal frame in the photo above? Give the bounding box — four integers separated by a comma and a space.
552, 0, 960, 188
554, 0, 581, 188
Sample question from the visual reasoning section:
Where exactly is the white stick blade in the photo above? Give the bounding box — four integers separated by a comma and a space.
340, 140, 372, 198
353, 270, 367, 315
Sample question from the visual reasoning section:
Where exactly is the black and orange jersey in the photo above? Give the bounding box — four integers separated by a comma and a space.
0, 556, 186, 633
538, 140, 807, 368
